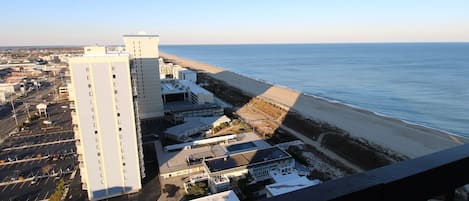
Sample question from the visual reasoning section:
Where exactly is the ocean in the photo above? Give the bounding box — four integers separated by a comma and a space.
160, 43, 469, 138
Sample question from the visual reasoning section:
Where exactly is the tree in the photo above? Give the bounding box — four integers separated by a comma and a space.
186, 182, 208, 196
49, 178, 65, 201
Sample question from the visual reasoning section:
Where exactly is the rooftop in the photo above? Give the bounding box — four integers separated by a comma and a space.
165, 116, 230, 139
190, 190, 239, 201
204, 146, 291, 173
161, 80, 187, 95
155, 132, 270, 174
266, 174, 320, 197
179, 80, 211, 94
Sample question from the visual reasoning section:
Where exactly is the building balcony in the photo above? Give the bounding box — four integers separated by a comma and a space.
265, 144, 469, 201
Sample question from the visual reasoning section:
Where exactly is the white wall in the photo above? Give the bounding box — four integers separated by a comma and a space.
124, 35, 164, 119
69, 55, 141, 200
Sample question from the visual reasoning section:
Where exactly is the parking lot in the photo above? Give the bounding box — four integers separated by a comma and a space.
0, 100, 78, 201
0, 132, 74, 150
0, 172, 73, 201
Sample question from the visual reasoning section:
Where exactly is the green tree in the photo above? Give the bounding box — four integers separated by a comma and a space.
186, 182, 207, 196
49, 178, 65, 201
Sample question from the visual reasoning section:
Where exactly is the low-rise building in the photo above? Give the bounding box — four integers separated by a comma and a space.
165, 116, 231, 142
155, 133, 271, 179
265, 171, 320, 198
161, 79, 213, 105
164, 102, 224, 123
58, 83, 69, 96
190, 190, 240, 201
173, 66, 196, 83
203, 146, 295, 192
159, 60, 197, 82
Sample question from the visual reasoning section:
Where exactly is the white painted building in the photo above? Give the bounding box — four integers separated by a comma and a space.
161, 79, 214, 105
265, 171, 320, 198
0, 83, 20, 104
69, 46, 142, 200
179, 80, 213, 104
123, 35, 164, 119
190, 190, 240, 201
173, 65, 197, 83
159, 60, 197, 82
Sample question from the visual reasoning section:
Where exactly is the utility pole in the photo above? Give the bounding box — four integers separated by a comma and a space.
25, 103, 31, 118
10, 98, 18, 129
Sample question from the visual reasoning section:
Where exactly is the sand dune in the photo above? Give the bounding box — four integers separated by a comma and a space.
160, 52, 468, 158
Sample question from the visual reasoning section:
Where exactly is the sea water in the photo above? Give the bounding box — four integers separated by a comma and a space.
161, 43, 469, 138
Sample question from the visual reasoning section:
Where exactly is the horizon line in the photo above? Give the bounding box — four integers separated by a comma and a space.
2, 41, 469, 48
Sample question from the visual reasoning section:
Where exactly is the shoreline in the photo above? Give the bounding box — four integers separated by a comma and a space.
160, 52, 468, 158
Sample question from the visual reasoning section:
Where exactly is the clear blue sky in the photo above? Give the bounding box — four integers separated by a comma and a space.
1, 0, 469, 46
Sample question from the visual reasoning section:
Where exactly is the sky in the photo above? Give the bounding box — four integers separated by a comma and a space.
1, 0, 469, 46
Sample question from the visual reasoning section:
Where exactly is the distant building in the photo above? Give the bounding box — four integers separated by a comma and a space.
49, 55, 61, 63
173, 65, 197, 82
69, 46, 143, 200
123, 35, 164, 119
58, 83, 69, 97
161, 79, 214, 105
159, 60, 197, 82
0, 83, 20, 94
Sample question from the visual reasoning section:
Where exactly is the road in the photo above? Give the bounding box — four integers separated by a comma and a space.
0, 78, 63, 142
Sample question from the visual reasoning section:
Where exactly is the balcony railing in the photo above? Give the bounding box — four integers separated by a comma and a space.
265, 144, 469, 201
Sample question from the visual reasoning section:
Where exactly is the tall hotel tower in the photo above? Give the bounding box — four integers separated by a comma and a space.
123, 35, 164, 119
69, 46, 143, 200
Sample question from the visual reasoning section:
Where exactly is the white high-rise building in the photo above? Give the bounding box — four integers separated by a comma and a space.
69, 46, 143, 200
123, 35, 164, 119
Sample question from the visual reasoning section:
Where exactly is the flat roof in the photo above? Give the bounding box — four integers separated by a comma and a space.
179, 80, 211, 94
161, 80, 187, 95
155, 132, 270, 174
204, 146, 291, 173
165, 120, 208, 137
165, 116, 230, 137
266, 177, 320, 197
190, 190, 239, 201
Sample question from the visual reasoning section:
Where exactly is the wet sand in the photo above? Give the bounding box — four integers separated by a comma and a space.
160, 52, 468, 158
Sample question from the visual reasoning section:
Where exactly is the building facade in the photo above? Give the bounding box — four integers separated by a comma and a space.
69, 47, 142, 200
123, 35, 164, 119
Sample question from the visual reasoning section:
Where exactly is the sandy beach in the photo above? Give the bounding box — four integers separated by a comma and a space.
160, 52, 468, 158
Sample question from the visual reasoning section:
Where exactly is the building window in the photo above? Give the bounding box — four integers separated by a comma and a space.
122, 163, 126, 166
113, 74, 116, 79
119, 128, 122, 131
117, 113, 120, 117
94, 130, 98, 134
114, 90, 118, 94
